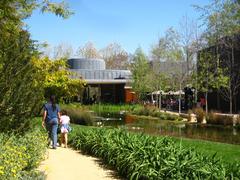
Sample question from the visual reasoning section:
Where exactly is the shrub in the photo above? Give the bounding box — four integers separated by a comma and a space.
0, 130, 47, 179
236, 115, 240, 130
69, 127, 239, 179
131, 106, 182, 121
207, 112, 233, 125
61, 105, 94, 125
193, 108, 206, 123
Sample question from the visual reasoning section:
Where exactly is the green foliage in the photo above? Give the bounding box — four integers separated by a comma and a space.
193, 108, 206, 123
69, 127, 240, 179
0, 29, 45, 132
87, 103, 142, 113
193, 52, 228, 93
61, 104, 94, 125
131, 48, 151, 101
0, 0, 73, 132
33, 57, 85, 101
151, 27, 183, 61
194, 0, 240, 114
0, 130, 48, 179
195, 0, 240, 45
1, 0, 73, 20
131, 106, 182, 121
147, 70, 168, 93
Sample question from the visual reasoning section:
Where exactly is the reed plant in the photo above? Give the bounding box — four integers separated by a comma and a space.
69, 127, 239, 179
61, 104, 94, 125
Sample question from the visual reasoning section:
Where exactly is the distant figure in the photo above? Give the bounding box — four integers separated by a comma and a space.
42, 95, 60, 149
196, 99, 201, 108
60, 110, 71, 148
92, 94, 97, 103
200, 97, 206, 110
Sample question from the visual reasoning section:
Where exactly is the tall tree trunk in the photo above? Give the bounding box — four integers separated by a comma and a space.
151, 93, 154, 106
186, 48, 189, 75
159, 92, 162, 110
179, 83, 182, 114
205, 92, 208, 114
234, 96, 237, 113
217, 90, 220, 110
229, 43, 234, 114
230, 87, 233, 114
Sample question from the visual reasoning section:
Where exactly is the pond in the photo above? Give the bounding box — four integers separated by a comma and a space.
93, 112, 240, 145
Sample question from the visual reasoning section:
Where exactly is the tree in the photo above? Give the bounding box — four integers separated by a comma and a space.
53, 42, 73, 59
131, 48, 151, 102
76, 42, 100, 59
219, 36, 240, 113
0, 0, 72, 132
99, 43, 129, 69
147, 61, 168, 109
151, 27, 189, 111
217, 0, 240, 113
151, 27, 183, 62
195, 0, 240, 113
33, 57, 85, 101
179, 15, 202, 75
193, 51, 228, 114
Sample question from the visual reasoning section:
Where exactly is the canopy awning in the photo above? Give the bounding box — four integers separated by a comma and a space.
151, 90, 165, 95
151, 90, 185, 95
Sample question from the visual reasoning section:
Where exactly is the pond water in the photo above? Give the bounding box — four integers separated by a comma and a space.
93, 112, 240, 145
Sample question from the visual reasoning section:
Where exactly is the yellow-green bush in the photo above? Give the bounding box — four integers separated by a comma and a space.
0, 130, 47, 179
193, 108, 206, 123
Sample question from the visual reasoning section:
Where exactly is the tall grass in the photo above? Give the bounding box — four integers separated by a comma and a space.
86, 104, 141, 113
61, 104, 94, 125
132, 106, 182, 121
69, 126, 240, 179
207, 112, 233, 125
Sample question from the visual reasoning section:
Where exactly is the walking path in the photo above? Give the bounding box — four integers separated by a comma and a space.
39, 147, 120, 180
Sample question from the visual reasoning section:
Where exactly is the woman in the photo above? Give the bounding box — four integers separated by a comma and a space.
42, 95, 60, 149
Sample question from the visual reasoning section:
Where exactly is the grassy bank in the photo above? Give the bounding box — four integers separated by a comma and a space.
174, 137, 240, 164
69, 124, 240, 179
131, 106, 183, 121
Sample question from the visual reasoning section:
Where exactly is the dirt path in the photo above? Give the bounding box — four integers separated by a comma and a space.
39, 147, 120, 180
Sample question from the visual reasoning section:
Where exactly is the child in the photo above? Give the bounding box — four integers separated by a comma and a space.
60, 110, 71, 148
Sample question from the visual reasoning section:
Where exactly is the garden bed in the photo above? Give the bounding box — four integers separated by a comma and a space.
69, 125, 240, 179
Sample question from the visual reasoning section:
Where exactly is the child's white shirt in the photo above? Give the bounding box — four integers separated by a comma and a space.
60, 115, 70, 124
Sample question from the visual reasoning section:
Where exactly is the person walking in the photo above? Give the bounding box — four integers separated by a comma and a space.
59, 110, 71, 148
42, 95, 60, 149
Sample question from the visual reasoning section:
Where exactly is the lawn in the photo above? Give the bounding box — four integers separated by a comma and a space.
175, 137, 240, 164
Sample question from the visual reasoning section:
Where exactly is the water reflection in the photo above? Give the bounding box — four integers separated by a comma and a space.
93, 112, 240, 145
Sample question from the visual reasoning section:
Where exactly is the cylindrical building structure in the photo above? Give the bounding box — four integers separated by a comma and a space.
68, 58, 106, 70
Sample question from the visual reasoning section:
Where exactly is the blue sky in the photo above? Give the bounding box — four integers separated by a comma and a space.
25, 0, 210, 55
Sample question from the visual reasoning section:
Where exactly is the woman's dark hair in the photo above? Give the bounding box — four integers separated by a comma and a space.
50, 95, 56, 111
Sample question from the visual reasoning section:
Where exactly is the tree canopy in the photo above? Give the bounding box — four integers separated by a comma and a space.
0, 0, 81, 132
